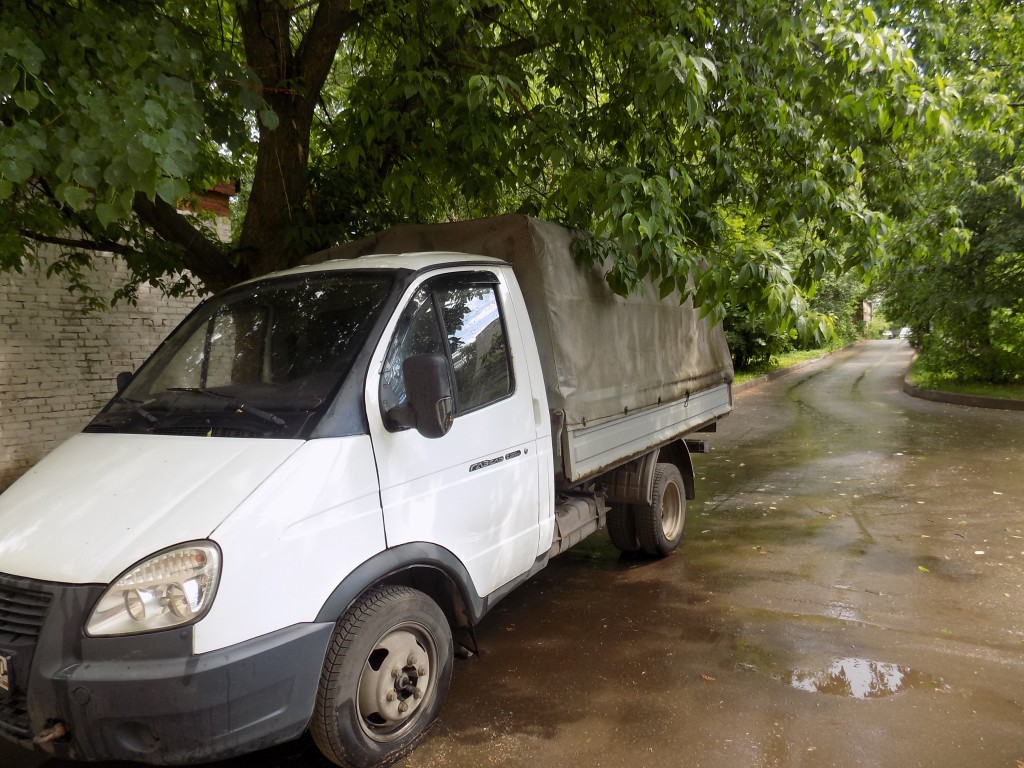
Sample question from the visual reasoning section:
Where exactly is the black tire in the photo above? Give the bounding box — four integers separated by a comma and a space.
635, 463, 686, 557
606, 504, 641, 552
310, 585, 454, 768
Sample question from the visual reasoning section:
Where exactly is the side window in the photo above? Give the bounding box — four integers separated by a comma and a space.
380, 276, 513, 427
437, 285, 511, 413
381, 288, 445, 409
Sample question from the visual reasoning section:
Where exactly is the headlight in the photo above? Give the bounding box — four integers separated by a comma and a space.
85, 542, 221, 636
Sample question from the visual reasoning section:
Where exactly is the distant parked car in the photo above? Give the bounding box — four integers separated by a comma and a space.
899, 327, 912, 340
881, 329, 894, 339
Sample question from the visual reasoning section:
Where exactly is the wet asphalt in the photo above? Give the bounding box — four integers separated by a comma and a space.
3, 339, 1022, 768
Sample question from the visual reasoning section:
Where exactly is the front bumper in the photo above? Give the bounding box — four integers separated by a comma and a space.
0, 572, 333, 764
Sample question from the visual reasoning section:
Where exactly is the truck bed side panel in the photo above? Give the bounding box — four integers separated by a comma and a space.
562, 382, 732, 484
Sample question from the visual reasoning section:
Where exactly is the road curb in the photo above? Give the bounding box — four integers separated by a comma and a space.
902, 376, 1024, 411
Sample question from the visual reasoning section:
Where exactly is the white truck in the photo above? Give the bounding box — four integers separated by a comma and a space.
0, 216, 732, 767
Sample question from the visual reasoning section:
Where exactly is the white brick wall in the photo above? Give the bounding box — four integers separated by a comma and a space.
0, 248, 200, 491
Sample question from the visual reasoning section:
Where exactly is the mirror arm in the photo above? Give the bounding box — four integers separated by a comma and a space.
386, 404, 417, 429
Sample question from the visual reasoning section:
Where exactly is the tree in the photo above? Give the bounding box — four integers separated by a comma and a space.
724, 234, 865, 370
0, 0, 986, 334
878, 0, 1024, 382
883, 151, 1024, 382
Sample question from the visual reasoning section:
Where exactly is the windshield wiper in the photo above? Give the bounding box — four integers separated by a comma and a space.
112, 395, 159, 424
165, 387, 286, 428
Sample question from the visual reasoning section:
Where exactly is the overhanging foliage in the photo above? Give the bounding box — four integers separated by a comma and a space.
1, 1, 1019, 342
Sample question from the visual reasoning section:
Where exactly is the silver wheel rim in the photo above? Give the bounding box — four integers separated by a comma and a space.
356, 623, 437, 743
661, 481, 684, 541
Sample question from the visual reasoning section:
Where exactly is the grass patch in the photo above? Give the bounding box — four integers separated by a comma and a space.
907, 363, 1024, 402
734, 348, 834, 384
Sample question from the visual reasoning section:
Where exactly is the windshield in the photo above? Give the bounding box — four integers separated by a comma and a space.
90, 271, 393, 438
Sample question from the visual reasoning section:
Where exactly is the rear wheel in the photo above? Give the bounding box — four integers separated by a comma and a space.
635, 463, 686, 557
311, 585, 453, 768
606, 504, 641, 552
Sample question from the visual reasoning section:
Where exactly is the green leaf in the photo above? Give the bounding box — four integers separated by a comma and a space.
158, 153, 185, 177
56, 184, 90, 209
72, 165, 101, 189
126, 145, 155, 175
658, 278, 675, 300
155, 177, 188, 205
103, 159, 134, 187
1, 155, 33, 184
260, 109, 280, 130
142, 100, 168, 125
17, 37, 44, 75
14, 89, 39, 111
95, 202, 120, 228
0, 68, 19, 95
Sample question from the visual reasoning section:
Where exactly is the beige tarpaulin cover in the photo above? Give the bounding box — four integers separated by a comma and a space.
309, 215, 733, 429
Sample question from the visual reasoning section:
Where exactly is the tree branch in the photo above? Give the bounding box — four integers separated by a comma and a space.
296, 0, 360, 97
133, 193, 246, 291
19, 230, 138, 257
487, 33, 552, 61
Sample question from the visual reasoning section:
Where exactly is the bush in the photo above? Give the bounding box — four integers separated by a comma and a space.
915, 308, 1024, 384
725, 306, 794, 370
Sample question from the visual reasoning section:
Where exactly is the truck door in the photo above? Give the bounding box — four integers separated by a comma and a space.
367, 270, 542, 597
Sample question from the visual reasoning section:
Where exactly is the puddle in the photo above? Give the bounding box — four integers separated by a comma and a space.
790, 657, 945, 699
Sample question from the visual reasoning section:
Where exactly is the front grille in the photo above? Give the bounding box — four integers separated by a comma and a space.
0, 581, 51, 740
0, 584, 51, 642
0, 693, 29, 739
82, 424, 117, 433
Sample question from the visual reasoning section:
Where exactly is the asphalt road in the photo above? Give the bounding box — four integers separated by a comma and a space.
4, 339, 1023, 768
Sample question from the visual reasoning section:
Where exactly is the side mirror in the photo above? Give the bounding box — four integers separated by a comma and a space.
389, 354, 454, 439
116, 371, 133, 393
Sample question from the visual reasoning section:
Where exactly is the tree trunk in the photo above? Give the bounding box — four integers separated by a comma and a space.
238, 104, 315, 278
236, 0, 357, 280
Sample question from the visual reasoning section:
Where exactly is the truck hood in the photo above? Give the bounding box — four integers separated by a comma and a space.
0, 433, 302, 584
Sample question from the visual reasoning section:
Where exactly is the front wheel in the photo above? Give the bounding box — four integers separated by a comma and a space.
635, 463, 687, 557
310, 585, 454, 768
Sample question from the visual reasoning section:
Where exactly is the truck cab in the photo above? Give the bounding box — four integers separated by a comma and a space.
0, 254, 555, 767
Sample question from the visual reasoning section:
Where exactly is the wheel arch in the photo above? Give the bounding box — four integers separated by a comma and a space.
315, 543, 483, 645
656, 439, 696, 500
